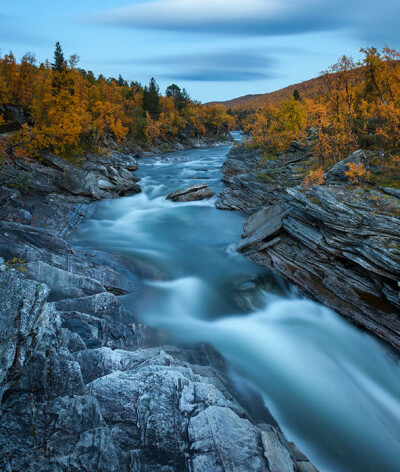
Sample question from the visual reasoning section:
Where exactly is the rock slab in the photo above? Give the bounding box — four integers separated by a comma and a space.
167, 183, 214, 202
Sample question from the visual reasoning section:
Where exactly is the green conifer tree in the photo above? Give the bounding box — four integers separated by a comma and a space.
166, 84, 190, 110
52, 42, 66, 72
143, 77, 160, 119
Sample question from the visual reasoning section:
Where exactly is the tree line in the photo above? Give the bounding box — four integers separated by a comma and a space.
237, 46, 400, 179
0, 42, 235, 159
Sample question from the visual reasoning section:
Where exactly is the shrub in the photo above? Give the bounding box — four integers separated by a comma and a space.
6, 257, 26, 272
302, 168, 325, 187
345, 163, 370, 184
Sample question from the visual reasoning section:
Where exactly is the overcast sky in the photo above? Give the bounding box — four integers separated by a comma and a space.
1, 0, 398, 102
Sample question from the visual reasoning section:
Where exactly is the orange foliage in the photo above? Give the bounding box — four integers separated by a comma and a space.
252, 98, 307, 151
0, 47, 235, 158
233, 46, 400, 176
344, 163, 370, 184
302, 168, 325, 187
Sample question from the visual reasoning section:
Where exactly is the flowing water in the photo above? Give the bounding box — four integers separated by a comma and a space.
75, 139, 400, 472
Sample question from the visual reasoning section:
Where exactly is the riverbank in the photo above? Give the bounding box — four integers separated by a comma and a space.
0, 149, 316, 471
216, 144, 400, 352
122, 133, 234, 156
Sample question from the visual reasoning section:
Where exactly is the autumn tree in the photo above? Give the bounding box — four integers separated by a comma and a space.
205, 105, 235, 136
0, 52, 17, 104
18, 68, 90, 156
0, 47, 236, 159
189, 103, 207, 140
302, 168, 325, 187
345, 163, 370, 184
251, 97, 307, 151
252, 107, 275, 149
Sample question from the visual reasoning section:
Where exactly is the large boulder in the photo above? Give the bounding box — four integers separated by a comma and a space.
167, 183, 214, 202
0, 104, 32, 131
324, 150, 370, 183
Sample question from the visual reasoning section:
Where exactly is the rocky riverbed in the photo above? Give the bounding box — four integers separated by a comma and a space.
217, 144, 400, 352
0, 149, 316, 471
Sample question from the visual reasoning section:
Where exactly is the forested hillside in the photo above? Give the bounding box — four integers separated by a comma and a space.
0, 43, 234, 160
220, 47, 400, 186
210, 69, 364, 111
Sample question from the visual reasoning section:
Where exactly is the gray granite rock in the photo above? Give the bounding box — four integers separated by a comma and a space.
24, 260, 105, 300
1, 150, 141, 201
216, 144, 311, 214
237, 204, 290, 254
167, 183, 214, 202
189, 406, 268, 472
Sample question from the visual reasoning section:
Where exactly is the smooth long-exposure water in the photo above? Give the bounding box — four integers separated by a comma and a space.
75, 141, 400, 472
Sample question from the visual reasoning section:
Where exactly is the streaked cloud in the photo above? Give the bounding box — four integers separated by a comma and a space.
88, 0, 400, 45
161, 70, 273, 82
89, 0, 340, 36
157, 50, 278, 82
88, 49, 278, 82
144, 50, 274, 69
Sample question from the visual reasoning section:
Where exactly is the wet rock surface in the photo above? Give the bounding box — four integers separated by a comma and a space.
218, 145, 400, 352
167, 183, 214, 202
0, 151, 315, 471
1, 150, 141, 201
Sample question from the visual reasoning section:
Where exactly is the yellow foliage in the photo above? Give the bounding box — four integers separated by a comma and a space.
302, 168, 325, 187
233, 46, 400, 181
344, 163, 370, 184
10, 43, 400, 177
1, 49, 236, 157
144, 111, 163, 141
252, 98, 307, 151
5, 257, 26, 272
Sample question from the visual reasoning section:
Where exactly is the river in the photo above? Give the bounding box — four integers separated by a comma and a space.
74, 140, 400, 472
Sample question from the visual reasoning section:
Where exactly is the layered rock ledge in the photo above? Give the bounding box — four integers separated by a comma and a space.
217, 145, 400, 352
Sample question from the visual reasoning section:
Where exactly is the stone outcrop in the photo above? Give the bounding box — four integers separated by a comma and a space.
0, 104, 32, 132
218, 145, 400, 352
0, 223, 312, 471
167, 183, 214, 202
0, 150, 141, 200
216, 143, 313, 213
324, 149, 371, 183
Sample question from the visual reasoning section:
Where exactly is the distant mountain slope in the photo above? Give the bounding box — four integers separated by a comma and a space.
210, 69, 363, 111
